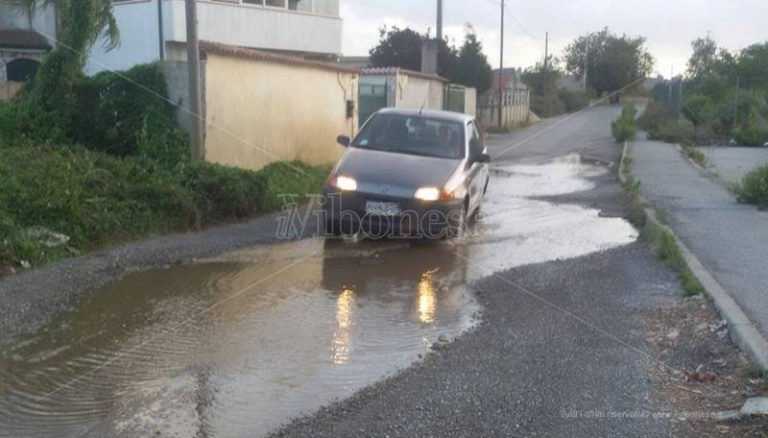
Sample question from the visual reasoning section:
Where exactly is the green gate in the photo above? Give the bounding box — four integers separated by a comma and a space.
359, 83, 387, 128
445, 84, 466, 114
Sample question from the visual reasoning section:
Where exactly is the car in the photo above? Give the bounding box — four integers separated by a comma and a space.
323, 108, 491, 239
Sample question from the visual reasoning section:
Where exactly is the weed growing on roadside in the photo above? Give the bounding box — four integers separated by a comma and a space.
682, 146, 708, 167
730, 164, 768, 210
644, 225, 705, 296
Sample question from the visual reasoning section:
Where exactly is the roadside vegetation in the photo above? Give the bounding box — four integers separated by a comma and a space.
0, 1, 326, 273
730, 164, 768, 209
611, 104, 637, 142
642, 36, 768, 147
620, 145, 705, 296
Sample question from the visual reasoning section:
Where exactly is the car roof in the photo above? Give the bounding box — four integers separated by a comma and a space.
375, 107, 474, 124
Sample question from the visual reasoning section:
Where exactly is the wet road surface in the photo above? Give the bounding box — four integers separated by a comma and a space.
0, 117, 645, 437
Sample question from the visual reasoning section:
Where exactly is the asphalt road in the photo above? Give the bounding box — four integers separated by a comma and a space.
271, 106, 682, 437
696, 146, 768, 184
631, 140, 768, 339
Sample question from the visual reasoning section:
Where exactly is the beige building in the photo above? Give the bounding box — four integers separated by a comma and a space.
167, 42, 358, 171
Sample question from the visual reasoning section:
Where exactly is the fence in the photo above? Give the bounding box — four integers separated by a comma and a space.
478, 89, 531, 129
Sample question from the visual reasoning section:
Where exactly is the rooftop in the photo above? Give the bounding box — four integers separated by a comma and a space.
0, 29, 51, 51
361, 67, 447, 83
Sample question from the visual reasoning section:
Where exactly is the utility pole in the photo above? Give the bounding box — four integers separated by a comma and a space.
668, 66, 673, 109
186, 0, 204, 161
498, 0, 505, 128
733, 76, 740, 127
543, 31, 549, 94
583, 34, 589, 93
436, 0, 443, 41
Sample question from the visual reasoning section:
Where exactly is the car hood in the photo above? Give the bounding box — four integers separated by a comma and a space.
336, 148, 461, 198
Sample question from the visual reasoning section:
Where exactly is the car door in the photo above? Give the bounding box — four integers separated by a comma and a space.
466, 121, 486, 213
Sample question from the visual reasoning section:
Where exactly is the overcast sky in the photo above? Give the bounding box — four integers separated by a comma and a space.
341, 0, 768, 78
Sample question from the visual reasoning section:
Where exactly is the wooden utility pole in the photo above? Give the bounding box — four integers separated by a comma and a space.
543, 31, 549, 94
436, 0, 443, 41
186, 0, 204, 160
498, 0, 505, 128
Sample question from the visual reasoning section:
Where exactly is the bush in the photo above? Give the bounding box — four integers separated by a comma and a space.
611, 104, 637, 142
734, 123, 768, 147
0, 63, 188, 165
72, 63, 188, 164
0, 144, 328, 268
530, 92, 566, 118
732, 164, 768, 209
638, 101, 694, 144
558, 88, 590, 112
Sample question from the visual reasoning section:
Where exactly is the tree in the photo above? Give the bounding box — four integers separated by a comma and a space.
563, 28, 653, 96
687, 36, 718, 79
454, 27, 493, 95
12, 0, 119, 139
369, 26, 459, 81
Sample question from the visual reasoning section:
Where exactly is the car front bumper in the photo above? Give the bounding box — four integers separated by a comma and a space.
322, 187, 464, 238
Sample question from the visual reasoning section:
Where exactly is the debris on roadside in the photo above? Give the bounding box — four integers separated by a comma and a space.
643, 296, 768, 436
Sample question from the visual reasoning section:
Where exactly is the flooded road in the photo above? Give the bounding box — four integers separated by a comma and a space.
0, 155, 638, 437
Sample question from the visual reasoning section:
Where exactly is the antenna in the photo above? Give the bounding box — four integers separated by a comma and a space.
419, 91, 429, 115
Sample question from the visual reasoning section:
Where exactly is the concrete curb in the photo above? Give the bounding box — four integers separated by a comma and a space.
620, 141, 768, 371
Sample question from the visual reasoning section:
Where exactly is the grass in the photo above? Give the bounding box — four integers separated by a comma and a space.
682, 145, 708, 167
0, 143, 328, 271
730, 164, 768, 210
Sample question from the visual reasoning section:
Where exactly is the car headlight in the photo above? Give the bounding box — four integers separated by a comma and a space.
414, 187, 440, 201
332, 175, 358, 191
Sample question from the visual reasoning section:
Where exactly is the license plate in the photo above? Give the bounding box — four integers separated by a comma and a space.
365, 201, 401, 216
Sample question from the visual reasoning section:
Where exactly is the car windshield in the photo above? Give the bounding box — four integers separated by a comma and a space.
353, 113, 465, 159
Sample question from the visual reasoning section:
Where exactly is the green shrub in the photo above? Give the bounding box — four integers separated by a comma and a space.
732, 164, 768, 209
558, 88, 590, 112
734, 123, 768, 147
72, 63, 188, 164
530, 92, 566, 118
611, 104, 637, 142
0, 144, 328, 269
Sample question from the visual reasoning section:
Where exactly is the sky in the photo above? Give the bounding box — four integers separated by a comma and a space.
341, 0, 768, 78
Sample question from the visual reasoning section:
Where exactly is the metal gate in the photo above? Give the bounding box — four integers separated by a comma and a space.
359, 83, 387, 127
445, 84, 465, 114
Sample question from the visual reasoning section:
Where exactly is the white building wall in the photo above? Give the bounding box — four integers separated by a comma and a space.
86, 0, 342, 75
0, 2, 57, 46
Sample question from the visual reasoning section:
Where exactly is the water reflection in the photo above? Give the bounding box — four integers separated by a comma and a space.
332, 288, 355, 365
417, 269, 439, 324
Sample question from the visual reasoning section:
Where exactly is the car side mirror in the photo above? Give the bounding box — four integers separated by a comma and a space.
477, 153, 492, 163
337, 135, 351, 147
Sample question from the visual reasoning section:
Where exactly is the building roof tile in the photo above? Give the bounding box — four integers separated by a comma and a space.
0, 29, 52, 51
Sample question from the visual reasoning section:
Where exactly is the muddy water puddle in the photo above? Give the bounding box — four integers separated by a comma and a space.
0, 155, 638, 437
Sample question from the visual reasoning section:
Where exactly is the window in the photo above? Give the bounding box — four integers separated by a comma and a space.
265, 0, 286, 7
289, 0, 312, 12
353, 114, 465, 160
469, 123, 483, 159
